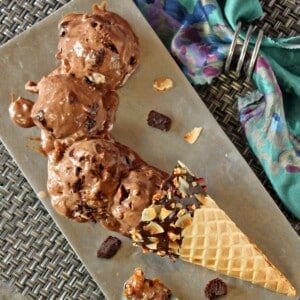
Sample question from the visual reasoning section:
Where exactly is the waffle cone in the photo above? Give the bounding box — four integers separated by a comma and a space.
179, 195, 296, 296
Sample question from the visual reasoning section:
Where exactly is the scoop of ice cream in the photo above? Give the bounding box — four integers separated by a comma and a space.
47, 138, 131, 223
56, 4, 139, 89
30, 74, 119, 154
47, 137, 168, 234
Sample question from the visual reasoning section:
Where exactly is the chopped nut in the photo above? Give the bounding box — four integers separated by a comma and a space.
148, 237, 159, 243
184, 127, 203, 144
152, 190, 165, 202
25, 81, 39, 93
175, 214, 192, 228
153, 77, 173, 91
130, 228, 143, 242
157, 250, 166, 256
143, 222, 164, 235
167, 231, 180, 241
173, 166, 186, 175
178, 176, 189, 197
176, 209, 187, 218
168, 241, 180, 251
159, 207, 172, 220
141, 206, 157, 222
87, 72, 106, 84
146, 243, 158, 250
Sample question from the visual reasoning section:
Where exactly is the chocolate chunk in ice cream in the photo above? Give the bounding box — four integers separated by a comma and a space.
56, 3, 139, 89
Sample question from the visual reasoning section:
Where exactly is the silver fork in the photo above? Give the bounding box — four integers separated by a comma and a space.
224, 21, 264, 80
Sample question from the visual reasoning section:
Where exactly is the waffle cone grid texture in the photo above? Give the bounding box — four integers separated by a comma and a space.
179, 204, 295, 296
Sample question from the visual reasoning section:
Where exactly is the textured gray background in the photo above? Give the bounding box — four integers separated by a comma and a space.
0, 0, 299, 299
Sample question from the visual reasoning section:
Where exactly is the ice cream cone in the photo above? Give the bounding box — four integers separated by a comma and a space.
130, 162, 296, 297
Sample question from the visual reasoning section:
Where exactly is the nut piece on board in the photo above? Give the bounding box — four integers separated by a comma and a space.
184, 127, 203, 144
153, 77, 173, 91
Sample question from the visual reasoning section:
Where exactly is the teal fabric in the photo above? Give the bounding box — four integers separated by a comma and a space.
224, 0, 300, 220
134, 0, 300, 219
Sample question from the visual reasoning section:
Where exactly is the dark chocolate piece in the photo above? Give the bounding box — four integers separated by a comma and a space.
204, 278, 228, 299
97, 236, 122, 258
147, 110, 171, 132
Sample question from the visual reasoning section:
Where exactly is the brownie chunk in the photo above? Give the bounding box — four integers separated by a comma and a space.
147, 110, 171, 131
204, 278, 227, 299
97, 236, 122, 258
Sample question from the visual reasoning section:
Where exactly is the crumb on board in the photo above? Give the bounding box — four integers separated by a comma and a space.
153, 77, 173, 91
38, 190, 48, 200
184, 127, 203, 144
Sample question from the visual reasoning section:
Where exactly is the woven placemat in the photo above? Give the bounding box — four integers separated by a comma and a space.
0, 0, 299, 299
0, 1, 104, 299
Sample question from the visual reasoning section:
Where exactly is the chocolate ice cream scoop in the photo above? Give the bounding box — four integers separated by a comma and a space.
47, 138, 167, 234
56, 3, 139, 89
29, 74, 119, 155
47, 138, 131, 223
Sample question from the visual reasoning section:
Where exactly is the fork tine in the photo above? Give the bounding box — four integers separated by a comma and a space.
225, 22, 264, 79
246, 29, 264, 80
236, 25, 254, 77
225, 21, 242, 74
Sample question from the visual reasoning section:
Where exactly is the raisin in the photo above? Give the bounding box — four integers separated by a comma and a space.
97, 236, 122, 258
204, 278, 227, 299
